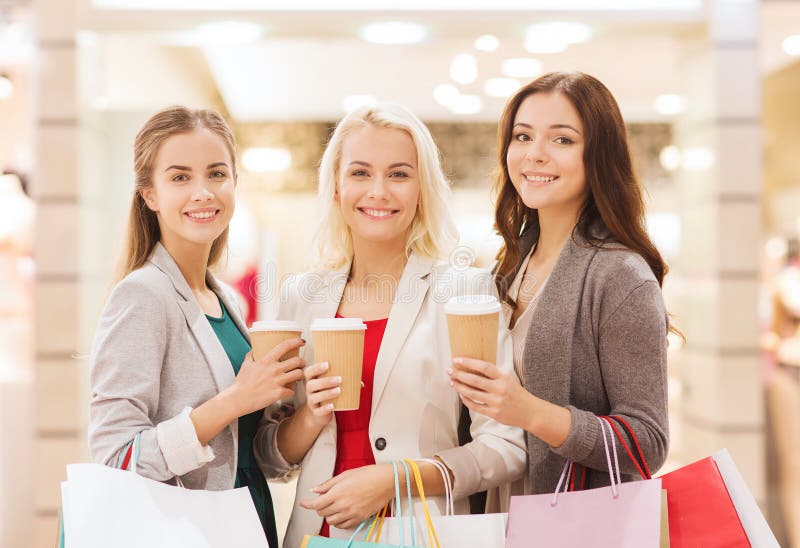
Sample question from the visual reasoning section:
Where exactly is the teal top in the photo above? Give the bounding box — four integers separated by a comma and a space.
206, 298, 277, 548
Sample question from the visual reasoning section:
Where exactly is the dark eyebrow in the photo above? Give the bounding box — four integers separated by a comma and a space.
513, 122, 582, 135
165, 165, 191, 172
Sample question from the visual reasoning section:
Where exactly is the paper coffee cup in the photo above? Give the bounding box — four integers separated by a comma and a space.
444, 295, 501, 364
249, 320, 304, 361
310, 318, 367, 411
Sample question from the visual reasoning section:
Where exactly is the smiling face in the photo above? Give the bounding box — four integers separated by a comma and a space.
506, 92, 587, 218
336, 124, 421, 249
141, 127, 236, 252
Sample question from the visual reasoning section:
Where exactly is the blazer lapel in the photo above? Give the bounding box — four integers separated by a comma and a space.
148, 243, 235, 394
371, 254, 432, 414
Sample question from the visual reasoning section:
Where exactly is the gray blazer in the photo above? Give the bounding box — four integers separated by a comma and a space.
89, 242, 259, 490
500, 225, 670, 494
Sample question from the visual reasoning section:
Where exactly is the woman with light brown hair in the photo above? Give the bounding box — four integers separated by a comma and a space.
88, 106, 304, 546
449, 72, 673, 495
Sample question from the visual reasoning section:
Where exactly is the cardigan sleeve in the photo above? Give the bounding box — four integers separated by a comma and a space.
551, 279, 670, 475
88, 279, 214, 479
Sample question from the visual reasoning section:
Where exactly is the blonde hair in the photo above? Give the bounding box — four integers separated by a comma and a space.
314, 103, 458, 269
120, 106, 237, 279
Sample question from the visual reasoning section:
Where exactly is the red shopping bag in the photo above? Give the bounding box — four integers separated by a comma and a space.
605, 416, 750, 548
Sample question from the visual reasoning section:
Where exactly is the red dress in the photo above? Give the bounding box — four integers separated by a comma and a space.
320, 315, 389, 537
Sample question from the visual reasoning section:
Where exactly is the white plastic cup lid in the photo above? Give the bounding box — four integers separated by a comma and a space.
444, 294, 501, 315
310, 318, 367, 331
249, 320, 303, 333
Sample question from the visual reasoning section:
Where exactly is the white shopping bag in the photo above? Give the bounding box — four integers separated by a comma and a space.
331, 459, 507, 548
712, 449, 780, 548
61, 463, 269, 548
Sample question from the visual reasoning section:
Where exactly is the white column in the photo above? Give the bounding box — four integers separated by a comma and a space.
675, 0, 764, 503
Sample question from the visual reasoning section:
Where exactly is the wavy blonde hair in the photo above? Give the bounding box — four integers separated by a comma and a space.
314, 103, 458, 270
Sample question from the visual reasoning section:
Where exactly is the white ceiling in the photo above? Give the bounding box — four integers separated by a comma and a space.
84, 1, 800, 123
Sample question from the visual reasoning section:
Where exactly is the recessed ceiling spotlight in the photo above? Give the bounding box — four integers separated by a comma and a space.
242, 147, 292, 173
194, 21, 264, 44
654, 94, 684, 115
433, 84, 460, 107
484, 78, 522, 98
524, 21, 592, 54
783, 34, 800, 56
342, 95, 377, 112
450, 53, 478, 85
501, 58, 543, 79
359, 22, 427, 45
474, 34, 500, 52
450, 95, 482, 115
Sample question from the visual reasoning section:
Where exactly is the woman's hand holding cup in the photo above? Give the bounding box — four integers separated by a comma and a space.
303, 361, 342, 427
232, 337, 306, 417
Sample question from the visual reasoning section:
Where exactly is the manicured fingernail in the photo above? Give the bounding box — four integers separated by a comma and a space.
327, 404, 335, 410
334, 387, 341, 394
301, 338, 307, 344
446, 368, 453, 375
335, 376, 342, 383
453, 358, 463, 365
448, 380, 454, 386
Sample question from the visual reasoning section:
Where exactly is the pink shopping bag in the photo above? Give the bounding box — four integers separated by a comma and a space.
506, 417, 663, 548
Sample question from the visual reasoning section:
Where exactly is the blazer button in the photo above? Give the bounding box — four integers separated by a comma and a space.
374, 437, 387, 451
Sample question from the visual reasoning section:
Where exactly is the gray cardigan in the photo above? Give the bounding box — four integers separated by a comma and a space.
88, 243, 260, 490
500, 225, 670, 494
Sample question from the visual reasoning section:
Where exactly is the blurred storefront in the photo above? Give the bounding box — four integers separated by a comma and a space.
1, 0, 799, 546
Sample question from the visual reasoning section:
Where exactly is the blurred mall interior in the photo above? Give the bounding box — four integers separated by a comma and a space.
0, 0, 799, 546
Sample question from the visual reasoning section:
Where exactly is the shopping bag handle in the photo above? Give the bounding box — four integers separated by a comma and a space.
417, 458, 454, 516
363, 460, 415, 546
601, 416, 652, 480
404, 459, 441, 548
551, 418, 621, 507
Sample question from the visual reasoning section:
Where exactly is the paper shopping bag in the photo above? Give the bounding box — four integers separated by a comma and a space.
506, 417, 663, 548
62, 463, 268, 548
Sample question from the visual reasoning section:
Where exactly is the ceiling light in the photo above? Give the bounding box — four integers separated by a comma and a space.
450, 53, 478, 85
242, 147, 292, 173
484, 77, 522, 98
359, 22, 427, 45
193, 21, 264, 45
342, 95, 377, 112
450, 95, 482, 115
0, 75, 13, 100
433, 84, 460, 107
682, 147, 715, 171
527, 22, 593, 44
501, 58, 543, 79
524, 21, 592, 54
783, 34, 800, 56
659, 145, 681, 172
474, 35, 499, 52
654, 94, 684, 115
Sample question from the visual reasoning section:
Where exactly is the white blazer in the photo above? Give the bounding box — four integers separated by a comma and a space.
255, 253, 527, 548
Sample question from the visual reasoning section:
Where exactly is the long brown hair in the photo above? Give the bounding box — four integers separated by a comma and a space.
120, 106, 237, 279
494, 72, 678, 335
